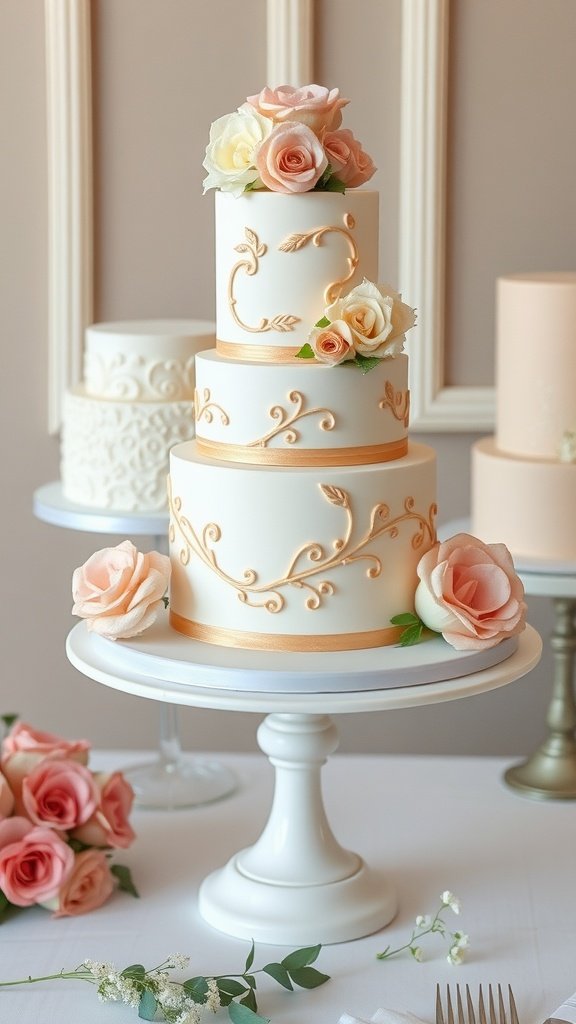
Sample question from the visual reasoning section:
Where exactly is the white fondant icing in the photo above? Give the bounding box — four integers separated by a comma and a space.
194, 349, 409, 453
215, 190, 379, 349
168, 441, 436, 649
61, 388, 195, 511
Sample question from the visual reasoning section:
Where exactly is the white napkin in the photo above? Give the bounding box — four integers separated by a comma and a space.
338, 1010, 427, 1024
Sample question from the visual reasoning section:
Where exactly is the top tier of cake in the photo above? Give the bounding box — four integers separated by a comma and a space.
215, 190, 378, 358
84, 320, 215, 401
496, 273, 576, 459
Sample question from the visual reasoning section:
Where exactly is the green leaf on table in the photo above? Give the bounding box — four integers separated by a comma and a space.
314, 315, 331, 328
240, 987, 258, 1012
183, 976, 209, 1002
0, 714, 18, 731
295, 343, 315, 360
244, 974, 256, 989
262, 962, 293, 990
218, 979, 249, 998
121, 964, 146, 981
390, 613, 421, 626
138, 989, 157, 1021
281, 944, 322, 970
287, 966, 331, 990
228, 1001, 270, 1024
0, 890, 18, 923
244, 939, 255, 972
111, 864, 139, 898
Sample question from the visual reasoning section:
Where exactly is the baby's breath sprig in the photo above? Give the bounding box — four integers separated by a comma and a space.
376, 891, 469, 966
0, 942, 330, 1024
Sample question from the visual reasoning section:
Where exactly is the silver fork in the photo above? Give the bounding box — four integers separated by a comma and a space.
436, 984, 520, 1024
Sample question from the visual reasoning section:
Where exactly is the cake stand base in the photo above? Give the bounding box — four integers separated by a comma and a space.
504, 747, 576, 801
124, 756, 237, 810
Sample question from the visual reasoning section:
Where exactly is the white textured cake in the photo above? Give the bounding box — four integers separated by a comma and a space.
472, 273, 576, 560
168, 86, 438, 652
61, 320, 215, 511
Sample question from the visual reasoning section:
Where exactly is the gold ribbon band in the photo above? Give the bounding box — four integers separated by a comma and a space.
170, 610, 402, 652
217, 340, 304, 363
196, 437, 408, 466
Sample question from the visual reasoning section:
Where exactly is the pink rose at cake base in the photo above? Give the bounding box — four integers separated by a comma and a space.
0, 719, 137, 919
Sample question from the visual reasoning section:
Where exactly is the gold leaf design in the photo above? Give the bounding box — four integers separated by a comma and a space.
228, 227, 299, 334
247, 391, 336, 449
379, 383, 410, 428
168, 475, 437, 615
194, 388, 230, 426
277, 213, 359, 305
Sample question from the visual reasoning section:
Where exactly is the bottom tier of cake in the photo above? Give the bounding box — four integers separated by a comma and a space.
472, 436, 576, 560
168, 441, 437, 652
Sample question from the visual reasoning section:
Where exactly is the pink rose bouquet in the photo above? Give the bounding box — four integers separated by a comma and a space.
392, 533, 527, 650
72, 539, 171, 640
0, 718, 137, 920
203, 83, 376, 196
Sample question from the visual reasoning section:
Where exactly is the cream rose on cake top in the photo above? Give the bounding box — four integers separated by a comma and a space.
202, 84, 375, 196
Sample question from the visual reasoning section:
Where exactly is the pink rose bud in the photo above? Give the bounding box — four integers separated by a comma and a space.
2, 722, 90, 763
247, 83, 349, 134
72, 539, 171, 640
323, 128, 376, 188
415, 533, 527, 650
45, 849, 115, 917
22, 757, 99, 831
72, 771, 135, 850
256, 123, 328, 194
308, 319, 355, 365
0, 817, 75, 906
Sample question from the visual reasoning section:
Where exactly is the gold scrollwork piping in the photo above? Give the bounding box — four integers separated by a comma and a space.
278, 212, 359, 305
379, 383, 410, 428
228, 228, 300, 334
168, 475, 437, 615
246, 390, 335, 448
194, 387, 230, 426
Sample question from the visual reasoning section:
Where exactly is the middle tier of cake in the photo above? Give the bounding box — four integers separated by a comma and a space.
168, 441, 437, 652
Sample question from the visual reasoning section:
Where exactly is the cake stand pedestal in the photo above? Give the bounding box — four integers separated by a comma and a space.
66, 620, 541, 944
440, 517, 576, 800
33, 481, 236, 809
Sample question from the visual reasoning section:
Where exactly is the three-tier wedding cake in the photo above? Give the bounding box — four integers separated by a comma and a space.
167, 86, 438, 652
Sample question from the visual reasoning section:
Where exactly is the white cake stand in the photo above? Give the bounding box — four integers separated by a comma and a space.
440, 517, 576, 800
66, 619, 541, 944
33, 481, 237, 809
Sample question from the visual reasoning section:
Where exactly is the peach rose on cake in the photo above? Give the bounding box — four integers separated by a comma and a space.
414, 533, 527, 651
72, 539, 170, 640
326, 280, 416, 358
308, 319, 355, 365
42, 848, 115, 918
0, 817, 74, 906
323, 128, 376, 188
247, 84, 348, 134
72, 771, 135, 850
21, 758, 98, 831
202, 103, 273, 197
256, 122, 328, 193
2, 721, 90, 764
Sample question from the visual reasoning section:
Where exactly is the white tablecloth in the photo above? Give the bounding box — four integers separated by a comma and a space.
0, 752, 574, 1023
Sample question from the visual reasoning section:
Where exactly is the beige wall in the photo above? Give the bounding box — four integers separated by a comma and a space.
1, 1, 573, 756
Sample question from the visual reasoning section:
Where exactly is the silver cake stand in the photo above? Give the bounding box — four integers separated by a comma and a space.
440, 517, 576, 800
67, 618, 541, 945
33, 481, 237, 810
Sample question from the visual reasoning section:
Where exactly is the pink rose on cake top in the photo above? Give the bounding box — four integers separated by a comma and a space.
203, 84, 375, 197
393, 533, 527, 650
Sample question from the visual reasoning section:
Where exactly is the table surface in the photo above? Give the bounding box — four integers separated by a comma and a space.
1, 751, 574, 1024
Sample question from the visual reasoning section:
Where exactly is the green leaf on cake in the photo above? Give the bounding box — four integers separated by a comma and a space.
295, 343, 315, 360
390, 613, 421, 626
322, 175, 347, 194
399, 623, 424, 647
313, 315, 331, 328
353, 353, 382, 375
